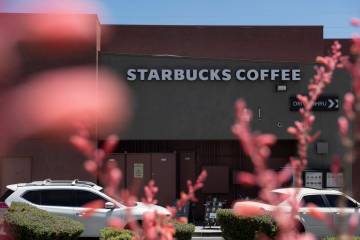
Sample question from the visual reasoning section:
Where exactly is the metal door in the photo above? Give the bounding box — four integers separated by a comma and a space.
108, 153, 126, 189
126, 153, 151, 199
151, 153, 176, 206
179, 151, 196, 193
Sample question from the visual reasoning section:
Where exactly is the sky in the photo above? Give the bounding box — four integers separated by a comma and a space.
1, 0, 360, 39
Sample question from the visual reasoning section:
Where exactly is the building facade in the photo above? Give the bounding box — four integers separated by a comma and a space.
0, 13, 355, 220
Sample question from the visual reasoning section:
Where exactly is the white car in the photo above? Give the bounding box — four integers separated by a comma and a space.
234, 188, 360, 238
0, 179, 170, 237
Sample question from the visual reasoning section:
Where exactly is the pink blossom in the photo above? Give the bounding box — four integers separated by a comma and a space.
343, 92, 355, 119
69, 135, 94, 158
108, 217, 125, 229
351, 18, 360, 27
338, 116, 349, 137
142, 180, 159, 205
331, 156, 341, 175
233, 202, 265, 217
103, 135, 119, 155
306, 203, 327, 221
236, 172, 256, 186
83, 160, 97, 175
349, 212, 359, 235
80, 200, 105, 218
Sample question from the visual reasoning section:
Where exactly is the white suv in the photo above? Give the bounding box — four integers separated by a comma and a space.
235, 188, 360, 238
0, 179, 170, 237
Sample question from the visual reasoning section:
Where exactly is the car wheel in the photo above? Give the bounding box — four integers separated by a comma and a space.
124, 220, 143, 230
296, 222, 305, 233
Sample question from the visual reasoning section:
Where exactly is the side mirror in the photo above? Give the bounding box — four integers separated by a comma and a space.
105, 202, 115, 209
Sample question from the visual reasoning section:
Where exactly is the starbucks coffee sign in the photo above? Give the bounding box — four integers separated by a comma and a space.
126, 68, 301, 81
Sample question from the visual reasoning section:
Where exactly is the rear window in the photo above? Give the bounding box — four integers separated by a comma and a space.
0, 190, 14, 201
324, 194, 358, 208
76, 190, 106, 207
22, 189, 107, 208
41, 190, 76, 207
22, 191, 41, 204
302, 195, 327, 207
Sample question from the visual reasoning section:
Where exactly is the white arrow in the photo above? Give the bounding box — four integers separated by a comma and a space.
335, 99, 339, 108
328, 99, 335, 109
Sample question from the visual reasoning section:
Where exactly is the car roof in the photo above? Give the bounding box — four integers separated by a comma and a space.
7, 179, 103, 191
272, 187, 343, 195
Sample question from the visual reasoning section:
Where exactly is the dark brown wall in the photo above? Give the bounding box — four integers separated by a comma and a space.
112, 139, 296, 221
0, 13, 100, 192
323, 39, 352, 56
101, 25, 324, 62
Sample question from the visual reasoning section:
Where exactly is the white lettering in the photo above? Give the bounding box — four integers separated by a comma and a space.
127, 69, 136, 81
199, 69, 209, 80
292, 69, 301, 81
148, 69, 160, 80
222, 69, 231, 81
260, 69, 269, 80
137, 69, 148, 81
236, 69, 246, 80
174, 69, 185, 80
210, 69, 221, 80
126, 68, 302, 82
162, 69, 172, 80
271, 69, 280, 80
282, 69, 290, 81
186, 69, 197, 81
247, 69, 259, 81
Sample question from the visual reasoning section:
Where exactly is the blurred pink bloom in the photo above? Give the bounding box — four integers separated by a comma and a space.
297, 233, 316, 240
233, 202, 265, 217
80, 200, 105, 218
331, 156, 341, 175
108, 217, 125, 229
177, 170, 207, 209
236, 172, 256, 186
84, 160, 97, 175
142, 180, 159, 205
349, 212, 359, 235
0, 67, 131, 146
103, 135, 119, 155
338, 116, 349, 137
343, 92, 355, 119
351, 18, 360, 27
70, 135, 95, 158
306, 203, 326, 221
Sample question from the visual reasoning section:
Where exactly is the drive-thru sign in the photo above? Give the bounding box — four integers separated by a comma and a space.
289, 96, 339, 111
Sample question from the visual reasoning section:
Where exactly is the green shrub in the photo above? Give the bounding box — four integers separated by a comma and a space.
100, 227, 134, 240
174, 221, 195, 240
216, 209, 278, 240
100, 222, 194, 240
4, 202, 84, 240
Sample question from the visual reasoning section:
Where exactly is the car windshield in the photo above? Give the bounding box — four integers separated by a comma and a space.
99, 190, 137, 207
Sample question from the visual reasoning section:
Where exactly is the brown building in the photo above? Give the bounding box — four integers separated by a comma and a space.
0, 13, 354, 221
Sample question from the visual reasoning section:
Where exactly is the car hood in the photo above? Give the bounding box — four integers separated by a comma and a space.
129, 202, 171, 216
234, 200, 291, 213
